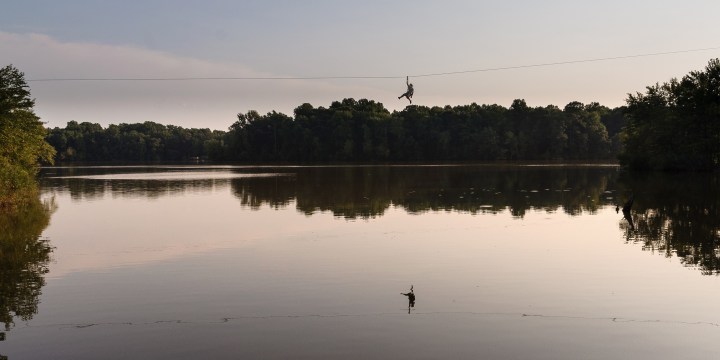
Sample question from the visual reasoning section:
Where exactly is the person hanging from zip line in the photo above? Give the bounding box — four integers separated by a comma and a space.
398, 76, 414, 104
400, 285, 415, 313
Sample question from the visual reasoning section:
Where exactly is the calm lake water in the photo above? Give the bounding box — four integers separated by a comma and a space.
2, 165, 720, 359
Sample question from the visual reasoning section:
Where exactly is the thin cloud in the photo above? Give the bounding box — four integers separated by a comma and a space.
0, 32, 395, 130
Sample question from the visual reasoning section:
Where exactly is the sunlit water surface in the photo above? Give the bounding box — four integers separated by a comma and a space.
2, 165, 719, 359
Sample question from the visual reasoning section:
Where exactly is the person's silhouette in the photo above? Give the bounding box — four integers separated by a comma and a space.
401, 285, 415, 313
398, 76, 414, 104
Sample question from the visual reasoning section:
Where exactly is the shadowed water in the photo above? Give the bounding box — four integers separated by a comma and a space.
1, 165, 719, 359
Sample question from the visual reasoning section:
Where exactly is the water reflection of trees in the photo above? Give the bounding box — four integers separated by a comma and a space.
230, 166, 620, 218
0, 197, 55, 331
619, 172, 720, 274
40, 167, 233, 200
39, 166, 720, 274
44, 178, 233, 201
228, 165, 720, 274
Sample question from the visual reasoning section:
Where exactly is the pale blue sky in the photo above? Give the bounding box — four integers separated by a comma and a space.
2, 0, 719, 130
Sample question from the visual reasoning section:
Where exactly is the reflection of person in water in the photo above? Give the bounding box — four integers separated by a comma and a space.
401, 285, 415, 313
617, 196, 635, 231
622, 208, 634, 231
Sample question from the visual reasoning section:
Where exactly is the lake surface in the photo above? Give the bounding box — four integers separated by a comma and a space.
2, 165, 720, 359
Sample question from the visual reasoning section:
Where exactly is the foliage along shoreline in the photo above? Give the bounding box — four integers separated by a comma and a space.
0, 65, 55, 208
46, 99, 626, 164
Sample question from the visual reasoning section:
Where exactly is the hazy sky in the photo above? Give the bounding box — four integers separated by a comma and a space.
2, 0, 719, 130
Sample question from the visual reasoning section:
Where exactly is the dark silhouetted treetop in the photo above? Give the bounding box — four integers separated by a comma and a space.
0, 65, 34, 115
620, 58, 720, 171
221, 98, 620, 163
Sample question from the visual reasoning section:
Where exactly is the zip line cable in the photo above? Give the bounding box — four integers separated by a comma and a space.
27, 46, 720, 82
410, 46, 720, 78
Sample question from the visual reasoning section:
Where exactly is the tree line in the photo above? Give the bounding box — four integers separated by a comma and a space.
46, 121, 225, 162
46, 99, 626, 163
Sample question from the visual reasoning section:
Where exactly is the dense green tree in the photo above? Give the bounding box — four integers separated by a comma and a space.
562, 101, 611, 159
620, 58, 720, 171
220, 98, 620, 163
599, 106, 628, 155
0, 65, 55, 208
47, 121, 223, 163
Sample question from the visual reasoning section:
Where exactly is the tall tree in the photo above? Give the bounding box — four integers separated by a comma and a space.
0, 65, 55, 207
620, 58, 720, 171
